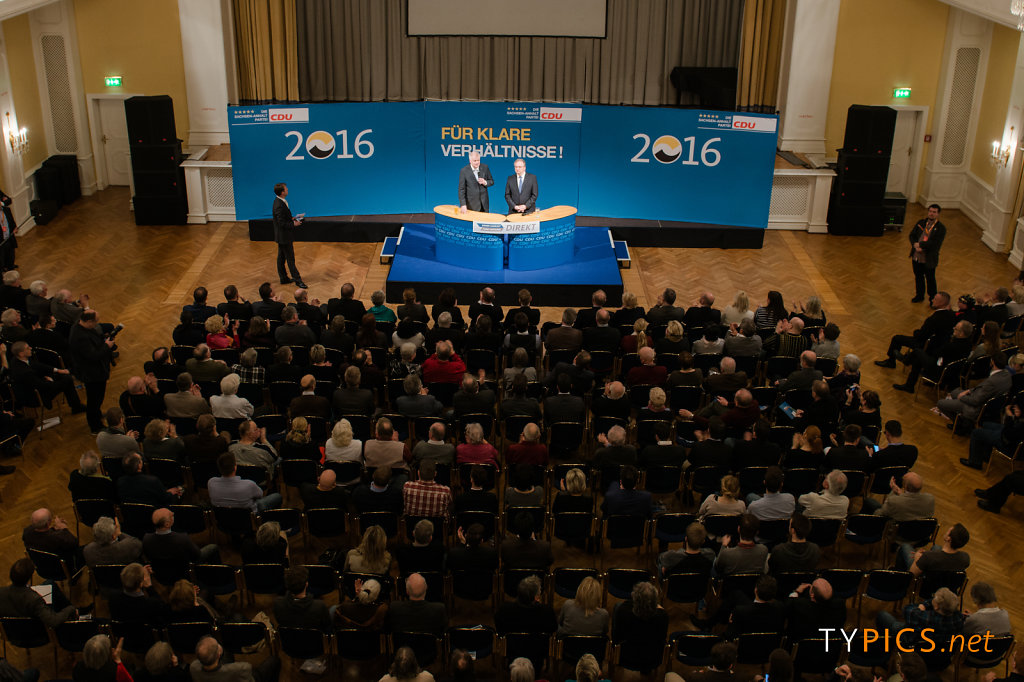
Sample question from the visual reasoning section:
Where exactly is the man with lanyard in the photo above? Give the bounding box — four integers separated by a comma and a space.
909, 203, 946, 303
0, 188, 17, 271
271, 183, 306, 289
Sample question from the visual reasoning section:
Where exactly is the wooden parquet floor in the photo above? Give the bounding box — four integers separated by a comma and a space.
2, 186, 1021, 679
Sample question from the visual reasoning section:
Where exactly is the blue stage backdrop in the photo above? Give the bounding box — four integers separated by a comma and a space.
577, 107, 778, 227
228, 102, 426, 220
228, 102, 778, 227
423, 102, 582, 212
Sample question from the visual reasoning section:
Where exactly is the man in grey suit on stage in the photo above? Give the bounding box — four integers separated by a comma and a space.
272, 182, 306, 289
458, 151, 495, 214
505, 158, 538, 214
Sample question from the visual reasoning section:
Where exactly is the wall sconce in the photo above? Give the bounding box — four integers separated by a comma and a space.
992, 126, 1015, 167
4, 113, 26, 156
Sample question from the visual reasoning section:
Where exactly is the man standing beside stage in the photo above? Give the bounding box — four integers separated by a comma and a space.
458, 151, 494, 214
0, 188, 17, 271
909, 203, 945, 303
272, 183, 307, 290
505, 159, 538, 215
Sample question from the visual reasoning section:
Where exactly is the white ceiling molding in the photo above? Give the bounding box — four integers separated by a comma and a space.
0, 0, 60, 23
939, 0, 1024, 29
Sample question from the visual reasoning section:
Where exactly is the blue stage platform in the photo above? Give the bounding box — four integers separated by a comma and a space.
386, 223, 623, 307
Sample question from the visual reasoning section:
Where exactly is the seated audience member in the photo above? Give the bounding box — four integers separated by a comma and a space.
875, 587, 964, 648
453, 464, 499, 515
364, 417, 410, 471
767, 513, 820, 574
656, 319, 689, 356
327, 282, 367, 325
686, 418, 732, 470
784, 425, 825, 469
184, 287, 218, 322
96, 407, 140, 460
500, 373, 541, 421
574, 290, 606, 330
190, 635, 281, 682
503, 347, 538, 392
962, 400, 1024, 471
976, 470, 1024, 514
392, 321, 424, 353
894, 319, 973, 393
725, 575, 786, 640
827, 353, 862, 397
173, 310, 204, 347
746, 466, 795, 520
504, 463, 544, 509
68, 451, 115, 501
731, 419, 783, 470
0, 557, 78, 627
592, 425, 637, 486
83, 516, 142, 568
447, 523, 498, 572
506, 423, 548, 467
117, 453, 181, 507
864, 471, 935, 520
620, 318, 654, 355
505, 312, 541, 356
380, 647, 433, 682
544, 373, 587, 424
118, 375, 162, 418
165, 372, 212, 419
397, 288, 429, 324
725, 317, 762, 358
351, 466, 405, 516
685, 291, 722, 331
305, 343, 339, 385
691, 325, 725, 355
143, 508, 220, 586
638, 386, 674, 424
421, 340, 467, 385
465, 312, 502, 351
230, 347, 265, 386
705, 356, 750, 394
334, 577, 387, 631
74, 633, 133, 682
395, 519, 445, 574
386, 573, 447, 636
639, 421, 686, 468
591, 380, 631, 420
288, 374, 331, 421
683, 388, 759, 433
266, 345, 304, 384
580, 308, 619, 353
764, 317, 810, 358
345, 525, 392, 575
666, 350, 704, 388
369, 290, 397, 323
23, 508, 82, 571
822, 424, 871, 472
240, 521, 289, 566
714, 514, 768, 576
785, 577, 846, 642
186, 344, 231, 383
209, 373, 253, 419
324, 418, 363, 472
503, 288, 541, 331
962, 582, 1011, 636
142, 419, 185, 463
937, 353, 1011, 423
410, 422, 455, 468
671, 642, 737, 682
796, 380, 840, 432
810, 322, 841, 360
217, 284, 251, 322
276, 417, 318, 462
229, 420, 280, 478
500, 512, 553, 569
876, 292, 955, 368
300, 469, 347, 510
657, 521, 715, 578
207, 452, 282, 512
452, 374, 496, 418
426, 311, 464, 355
547, 308, 583, 352
183, 414, 230, 463
403, 460, 452, 518
611, 291, 645, 329
557, 576, 609, 637
552, 467, 593, 514
273, 566, 331, 632
776, 350, 822, 392
874, 420, 919, 469
626, 346, 667, 387
601, 465, 652, 518
496, 575, 557, 636
242, 315, 275, 349
274, 305, 316, 348
610, 581, 670, 675
455, 422, 499, 468
205, 315, 239, 350
898, 523, 971, 576
135, 641, 190, 682
396, 373, 444, 419
167, 580, 214, 623
109, 562, 169, 627
796, 470, 849, 519
355, 312, 388, 350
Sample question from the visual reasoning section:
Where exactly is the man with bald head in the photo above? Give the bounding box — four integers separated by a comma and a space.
191, 634, 281, 682
703, 357, 749, 394
592, 379, 631, 421
626, 346, 667, 387
684, 291, 721, 334
142, 508, 220, 585
288, 374, 331, 420
581, 307, 620, 353
593, 425, 637, 485
876, 291, 955, 369
386, 573, 447, 636
785, 577, 846, 642
23, 508, 82, 572
574, 290, 607, 330
863, 472, 935, 520
776, 350, 822, 392
764, 316, 809, 358
507, 422, 548, 467
300, 470, 347, 510
119, 375, 163, 418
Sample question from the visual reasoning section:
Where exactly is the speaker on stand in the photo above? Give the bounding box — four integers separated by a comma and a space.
827, 105, 897, 236
124, 95, 187, 225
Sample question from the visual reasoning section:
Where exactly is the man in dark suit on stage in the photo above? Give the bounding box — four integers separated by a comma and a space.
458, 151, 494, 213
505, 159, 538, 214
272, 183, 306, 289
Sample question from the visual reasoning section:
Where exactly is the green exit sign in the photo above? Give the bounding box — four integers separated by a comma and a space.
104, 76, 122, 87
893, 87, 912, 98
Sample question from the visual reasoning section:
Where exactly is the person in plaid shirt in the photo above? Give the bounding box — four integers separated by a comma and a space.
231, 347, 265, 386
402, 460, 452, 518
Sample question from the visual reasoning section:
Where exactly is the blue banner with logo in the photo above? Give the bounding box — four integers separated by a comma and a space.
228, 102, 426, 220
228, 102, 777, 227
423, 102, 582, 212
577, 107, 778, 227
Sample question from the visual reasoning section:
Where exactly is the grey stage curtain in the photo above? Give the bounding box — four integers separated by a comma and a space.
295, 0, 744, 104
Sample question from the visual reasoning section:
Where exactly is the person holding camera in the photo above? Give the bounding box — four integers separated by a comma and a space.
69, 310, 117, 434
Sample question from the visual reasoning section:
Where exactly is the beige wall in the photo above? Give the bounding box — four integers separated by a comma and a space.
970, 22, 1019, 186
826, 0, 948, 196
72, 0, 189, 142
3, 13, 47, 174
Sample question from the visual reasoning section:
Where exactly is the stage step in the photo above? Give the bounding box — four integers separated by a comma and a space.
613, 239, 631, 269
379, 227, 404, 264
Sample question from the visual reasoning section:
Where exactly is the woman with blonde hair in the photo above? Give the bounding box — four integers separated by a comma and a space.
205, 314, 240, 350
278, 416, 319, 460
344, 525, 391, 575
786, 425, 825, 469
793, 295, 827, 327
557, 576, 609, 636
655, 320, 688, 355
612, 291, 646, 328
305, 344, 337, 384
722, 291, 754, 325
620, 318, 654, 354
573, 653, 609, 682
698, 474, 745, 518
553, 467, 593, 514
324, 419, 363, 483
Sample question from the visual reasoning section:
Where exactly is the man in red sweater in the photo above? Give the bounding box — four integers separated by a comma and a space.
506, 423, 549, 467
422, 340, 466, 385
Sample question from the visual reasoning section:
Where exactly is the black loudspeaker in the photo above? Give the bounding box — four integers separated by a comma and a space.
835, 180, 887, 206
125, 95, 177, 145
130, 145, 183, 173
133, 170, 185, 197
843, 105, 897, 155
835, 155, 891, 183
42, 155, 81, 205
33, 166, 63, 206
133, 195, 187, 225
29, 200, 59, 226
